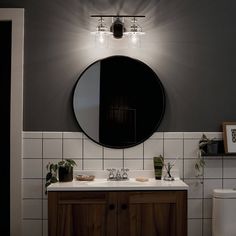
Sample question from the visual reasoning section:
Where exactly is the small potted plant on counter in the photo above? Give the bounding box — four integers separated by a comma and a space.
45, 158, 77, 194
57, 159, 77, 182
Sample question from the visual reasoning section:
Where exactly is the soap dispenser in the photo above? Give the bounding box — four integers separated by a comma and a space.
153, 155, 164, 180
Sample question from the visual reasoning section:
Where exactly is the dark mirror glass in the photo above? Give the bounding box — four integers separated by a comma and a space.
73, 56, 165, 148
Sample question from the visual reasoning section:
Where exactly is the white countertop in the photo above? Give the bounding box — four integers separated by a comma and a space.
47, 178, 188, 191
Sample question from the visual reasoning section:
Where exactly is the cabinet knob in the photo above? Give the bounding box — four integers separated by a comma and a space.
121, 204, 128, 210
109, 204, 115, 210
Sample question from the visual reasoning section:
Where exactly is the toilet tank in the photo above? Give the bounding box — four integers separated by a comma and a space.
212, 189, 236, 236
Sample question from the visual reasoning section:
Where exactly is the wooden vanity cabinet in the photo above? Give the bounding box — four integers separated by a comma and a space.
48, 190, 187, 236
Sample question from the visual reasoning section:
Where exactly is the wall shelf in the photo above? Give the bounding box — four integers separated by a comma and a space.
202, 153, 236, 157
201, 140, 236, 156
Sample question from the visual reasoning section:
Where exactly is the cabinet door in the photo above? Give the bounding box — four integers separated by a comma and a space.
48, 191, 117, 236
118, 191, 187, 236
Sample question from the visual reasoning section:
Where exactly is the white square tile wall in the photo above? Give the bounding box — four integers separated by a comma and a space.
124, 159, 143, 170
124, 143, 143, 159
43, 139, 62, 159
203, 219, 212, 236
203, 198, 212, 218
164, 139, 183, 158
23, 179, 42, 199
188, 199, 202, 219
23, 159, 42, 178
144, 139, 164, 158
104, 147, 123, 159
22, 131, 236, 236
104, 159, 123, 169
23, 139, 42, 158
84, 159, 103, 170
83, 139, 103, 158
188, 219, 202, 236
63, 139, 82, 158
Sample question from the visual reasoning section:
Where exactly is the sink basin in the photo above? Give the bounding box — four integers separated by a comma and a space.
86, 179, 149, 186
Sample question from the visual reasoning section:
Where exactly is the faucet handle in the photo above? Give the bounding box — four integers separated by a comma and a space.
121, 168, 129, 180
107, 168, 115, 180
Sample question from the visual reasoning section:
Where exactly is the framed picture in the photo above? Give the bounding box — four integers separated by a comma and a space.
223, 122, 236, 153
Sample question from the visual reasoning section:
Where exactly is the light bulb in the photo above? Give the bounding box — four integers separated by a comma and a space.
131, 33, 138, 44
98, 33, 104, 44
93, 31, 110, 48
128, 33, 141, 48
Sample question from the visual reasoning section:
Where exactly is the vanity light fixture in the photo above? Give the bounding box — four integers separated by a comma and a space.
91, 15, 145, 46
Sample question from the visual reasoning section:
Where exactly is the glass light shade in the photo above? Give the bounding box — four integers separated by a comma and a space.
91, 31, 111, 48
124, 17, 145, 48
91, 17, 112, 48
124, 32, 145, 48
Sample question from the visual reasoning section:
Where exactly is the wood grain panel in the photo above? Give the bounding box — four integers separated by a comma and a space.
48, 190, 187, 236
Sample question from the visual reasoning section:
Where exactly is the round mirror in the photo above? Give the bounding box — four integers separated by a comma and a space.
73, 56, 165, 148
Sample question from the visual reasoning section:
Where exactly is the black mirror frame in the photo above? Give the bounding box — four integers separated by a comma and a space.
73, 55, 166, 149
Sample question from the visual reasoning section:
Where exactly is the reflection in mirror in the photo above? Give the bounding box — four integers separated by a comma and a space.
73, 56, 165, 148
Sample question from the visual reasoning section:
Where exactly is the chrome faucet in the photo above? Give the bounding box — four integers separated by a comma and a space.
107, 168, 129, 181
115, 169, 122, 180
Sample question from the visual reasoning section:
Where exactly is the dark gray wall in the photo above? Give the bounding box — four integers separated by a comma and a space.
1, 0, 236, 131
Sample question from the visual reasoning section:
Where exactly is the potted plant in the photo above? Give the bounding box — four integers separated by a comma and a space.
199, 134, 218, 155
153, 155, 164, 180
163, 156, 179, 181
45, 158, 77, 194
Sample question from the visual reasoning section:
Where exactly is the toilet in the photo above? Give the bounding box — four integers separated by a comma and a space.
212, 189, 236, 236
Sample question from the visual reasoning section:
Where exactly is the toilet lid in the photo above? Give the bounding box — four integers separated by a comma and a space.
213, 189, 236, 198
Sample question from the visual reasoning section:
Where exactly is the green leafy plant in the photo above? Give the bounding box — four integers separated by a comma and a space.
195, 151, 205, 177
45, 159, 77, 194
195, 134, 216, 177
198, 134, 216, 155
57, 159, 77, 169
163, 157, 178, 179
